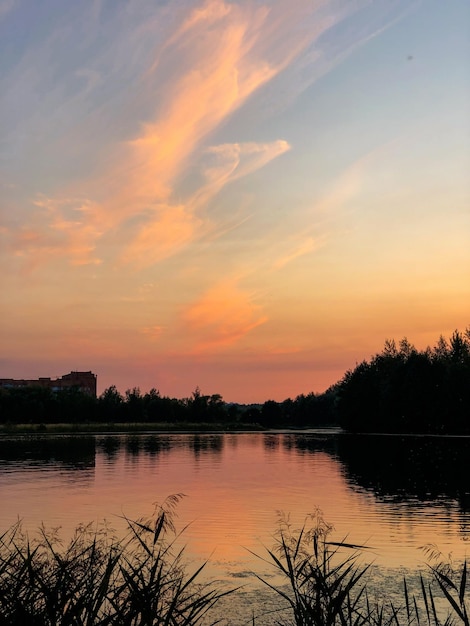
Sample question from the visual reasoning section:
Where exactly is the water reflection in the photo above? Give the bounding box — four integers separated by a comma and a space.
95, 433, 225, 463
281, 433, 339, 456
263, 434, 281, 449
1, 432, 469, 574
1, 433, 469, 515
0, 436, 95, 470
338, 434, 470, 512
98, 435, 121, 460
1, 433, 468, 512
191, 434, 224, 458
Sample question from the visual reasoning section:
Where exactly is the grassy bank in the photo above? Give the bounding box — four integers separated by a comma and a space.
0, 421, 265, 435
0, 502, 468, 626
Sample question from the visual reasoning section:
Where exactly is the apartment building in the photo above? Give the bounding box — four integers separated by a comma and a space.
0, 371, 97, 397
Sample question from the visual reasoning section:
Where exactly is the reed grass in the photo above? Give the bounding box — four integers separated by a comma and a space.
0, 495, 231, 626
0, 503, 468, 626
249, 510, 372, 626
252, 512, 469, 626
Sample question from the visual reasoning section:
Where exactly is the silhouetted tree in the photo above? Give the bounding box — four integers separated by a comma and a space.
337, 328, 470, 434
98, 386, 125, 422
123, 387, 145, 422
260, 400, 283, 427
55, 386, 96, 423
184, 388, 227, 423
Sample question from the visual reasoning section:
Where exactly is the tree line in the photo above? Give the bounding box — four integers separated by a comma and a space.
0, 328, 469, 433
0, 382, 336, 428
336, 328, 470, 433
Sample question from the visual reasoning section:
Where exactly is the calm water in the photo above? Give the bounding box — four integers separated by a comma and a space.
1, 431, 469, 624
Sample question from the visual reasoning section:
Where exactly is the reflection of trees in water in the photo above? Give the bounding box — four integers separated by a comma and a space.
124, 435, 140, 456
95, 434, 224, 463
190, 434, 223, 458
281, 434, 339, 456
225, 433, 240, 450
97, 436, 121, 460
260, 433, 470, 519
337, 434, 470, 512
0, 436, 95, 470
143, 435, 171, 457
263, 434, 280, 450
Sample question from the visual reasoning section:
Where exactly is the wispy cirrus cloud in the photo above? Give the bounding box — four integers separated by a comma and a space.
120, 203, 202, 268
2, 0, 413, 275
268, 141, 398, 271
5, 196, 103, 271
157, 141, 398, 354
201, 140, 291, 189
273, 236, 320, 270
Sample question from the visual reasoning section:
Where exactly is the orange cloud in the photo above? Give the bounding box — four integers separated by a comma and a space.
110, 0, 304, 266
8, 0, 395, 273
116, 2, 286, 209
120, 204, 201, 268
120, 139, 290, 267
7, 196, 103, 271
93, 0, 301, 269
182, 279, 268, 352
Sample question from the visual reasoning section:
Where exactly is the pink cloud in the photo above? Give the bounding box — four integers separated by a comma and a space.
182, 279, 268, 353
6, 0, 405, 273
5, 196, 103, 271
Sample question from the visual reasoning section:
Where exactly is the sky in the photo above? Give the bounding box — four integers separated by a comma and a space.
1, 0, 469, 403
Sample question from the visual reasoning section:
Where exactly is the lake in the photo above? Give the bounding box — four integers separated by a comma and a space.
0, 431, 469, 624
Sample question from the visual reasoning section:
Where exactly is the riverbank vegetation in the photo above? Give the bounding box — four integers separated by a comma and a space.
0, 502, 468, 626
336, 328, 470, 434
0, 382, 337, 432
0, 328, 468, 434
0, 421, 265, 435
254, 510, 470, 626
0, 496, 229, 626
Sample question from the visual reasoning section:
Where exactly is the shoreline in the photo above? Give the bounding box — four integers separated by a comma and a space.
0, 422, 342, 436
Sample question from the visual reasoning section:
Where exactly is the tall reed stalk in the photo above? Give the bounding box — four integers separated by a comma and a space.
0, 495, 230, 626
1, 502, 468, 626
252, 512, 469, 626
250, 510, 371, 626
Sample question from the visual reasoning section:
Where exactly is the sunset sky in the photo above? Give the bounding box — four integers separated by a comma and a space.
1, 0, 469, 402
